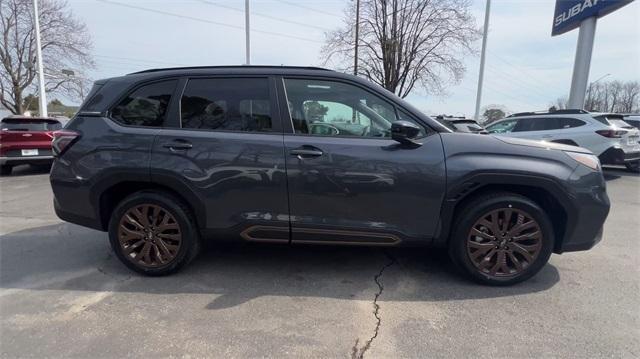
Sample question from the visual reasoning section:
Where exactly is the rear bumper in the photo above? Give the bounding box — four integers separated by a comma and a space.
598, 147, 640, 165
0, 155, 54, 165
53, 193, 104, 231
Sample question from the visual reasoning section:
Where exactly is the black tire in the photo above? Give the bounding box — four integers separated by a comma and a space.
625, 161, 640, 173
108, 190, 201, 276
448, 192, 554, 286
0, 165, 12, 176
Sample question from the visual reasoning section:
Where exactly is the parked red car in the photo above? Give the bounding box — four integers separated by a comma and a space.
0, 116, 66, 175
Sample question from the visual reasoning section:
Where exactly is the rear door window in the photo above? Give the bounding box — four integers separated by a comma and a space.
513, 118, 537, 132
559, 118, 585, 128
487, 119, 517, 133
180, 78, 273, 132
514, 118, 564, 132
111, 80, 177, 127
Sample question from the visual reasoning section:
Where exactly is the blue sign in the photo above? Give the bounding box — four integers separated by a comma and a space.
552, 0, 634, 36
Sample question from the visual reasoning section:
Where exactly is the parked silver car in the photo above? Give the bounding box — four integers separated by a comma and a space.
486, 110, 640, 172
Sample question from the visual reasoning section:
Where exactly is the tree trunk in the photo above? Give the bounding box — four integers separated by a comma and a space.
13, 87, 23, 115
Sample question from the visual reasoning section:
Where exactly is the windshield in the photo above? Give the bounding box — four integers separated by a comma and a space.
0, 118, 62, 131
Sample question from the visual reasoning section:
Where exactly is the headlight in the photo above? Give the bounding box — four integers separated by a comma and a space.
565, 151, 600, 171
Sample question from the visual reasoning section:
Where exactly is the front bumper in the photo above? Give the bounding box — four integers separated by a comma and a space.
556, 167, 610, 253
598, 147, 640, 165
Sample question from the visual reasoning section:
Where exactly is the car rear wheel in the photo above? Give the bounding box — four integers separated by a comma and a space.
108, 190, 201, 276
0, 165, 12, 176
449, 192, 554, 286
625, 161, 640, 173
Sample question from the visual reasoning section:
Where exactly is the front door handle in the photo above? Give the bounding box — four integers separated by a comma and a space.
290, 146, 323, 158
162, 139, 193, 150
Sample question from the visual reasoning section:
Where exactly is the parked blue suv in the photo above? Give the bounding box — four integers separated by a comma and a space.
50, 66, 610, 285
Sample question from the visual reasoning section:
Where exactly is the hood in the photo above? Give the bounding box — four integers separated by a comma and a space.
494, 136, 593, 154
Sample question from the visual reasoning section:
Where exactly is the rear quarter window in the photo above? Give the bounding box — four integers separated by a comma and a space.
110, 80, 177, 127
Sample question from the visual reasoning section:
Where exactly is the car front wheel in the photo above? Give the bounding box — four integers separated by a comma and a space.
449, 192, 554, 286
108, 190, 201, 276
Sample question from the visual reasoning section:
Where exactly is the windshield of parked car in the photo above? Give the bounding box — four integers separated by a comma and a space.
0, 118, 62, 131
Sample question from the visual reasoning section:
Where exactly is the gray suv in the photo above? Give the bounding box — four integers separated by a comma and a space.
50, 66, 610, 285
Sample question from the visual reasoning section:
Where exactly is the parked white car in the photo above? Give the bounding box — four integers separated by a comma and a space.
486, 110, 640, 172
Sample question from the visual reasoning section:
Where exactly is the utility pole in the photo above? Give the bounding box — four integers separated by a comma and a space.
33, 0, 47, 117
567, 17, 597, 109
245, 0, 251, 65
353, 0, 360, 75
473, 0, 491, 121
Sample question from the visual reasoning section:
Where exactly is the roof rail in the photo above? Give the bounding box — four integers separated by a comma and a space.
507, 109, 589, 117
127, 65, 333, 75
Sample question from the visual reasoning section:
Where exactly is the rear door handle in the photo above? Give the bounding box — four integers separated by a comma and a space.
290, 146, 323, 157
162, 140, 193, 150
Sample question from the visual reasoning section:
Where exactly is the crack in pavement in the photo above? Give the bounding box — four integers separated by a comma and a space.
351, 252, 397, 359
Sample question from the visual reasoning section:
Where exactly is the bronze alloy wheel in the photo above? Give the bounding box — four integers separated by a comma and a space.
466, 207, 543, 278
117, 204, 182, 268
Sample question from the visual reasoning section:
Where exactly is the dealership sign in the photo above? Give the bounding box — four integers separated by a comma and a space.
552, 0, 634, 36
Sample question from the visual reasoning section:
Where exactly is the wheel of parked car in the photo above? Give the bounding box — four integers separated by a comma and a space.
0, 165, 12, 176
625, 161, 640, 173
449, 192, 554, 286
108, 190, 201, 276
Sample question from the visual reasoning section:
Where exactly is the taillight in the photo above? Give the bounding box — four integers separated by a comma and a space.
595, 129, 627, 138
52, 130, 80, 156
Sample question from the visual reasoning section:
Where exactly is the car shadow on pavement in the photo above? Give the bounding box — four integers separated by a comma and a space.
0, 164, 51, 177
0, 223, 559, 308
603, 167, 639, 181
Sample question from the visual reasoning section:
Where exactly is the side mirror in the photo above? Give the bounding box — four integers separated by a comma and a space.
391, 120, 422, 146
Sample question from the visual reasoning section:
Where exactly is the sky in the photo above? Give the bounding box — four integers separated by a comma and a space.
64, 0, 640, 116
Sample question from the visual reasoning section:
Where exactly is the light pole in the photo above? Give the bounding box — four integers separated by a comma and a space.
32, 0, 47, 117
473, 0, 491, 121
245, 0, 250, 65
354, 0, 360, 75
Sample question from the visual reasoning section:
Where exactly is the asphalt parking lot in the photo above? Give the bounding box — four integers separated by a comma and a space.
0, 164, 638, 358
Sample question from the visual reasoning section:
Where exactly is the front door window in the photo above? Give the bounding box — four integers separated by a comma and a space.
283, 78, 424, 138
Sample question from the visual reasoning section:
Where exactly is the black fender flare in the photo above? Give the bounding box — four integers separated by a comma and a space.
434, 172, 577, 247
90, 169, 207, 230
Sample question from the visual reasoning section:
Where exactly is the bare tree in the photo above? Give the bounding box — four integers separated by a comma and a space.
619, 81, 640, 113
553, 80, 640, 113
0, 0, 93, 115
322, 0, 480, 98
550, 96, 568, 110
